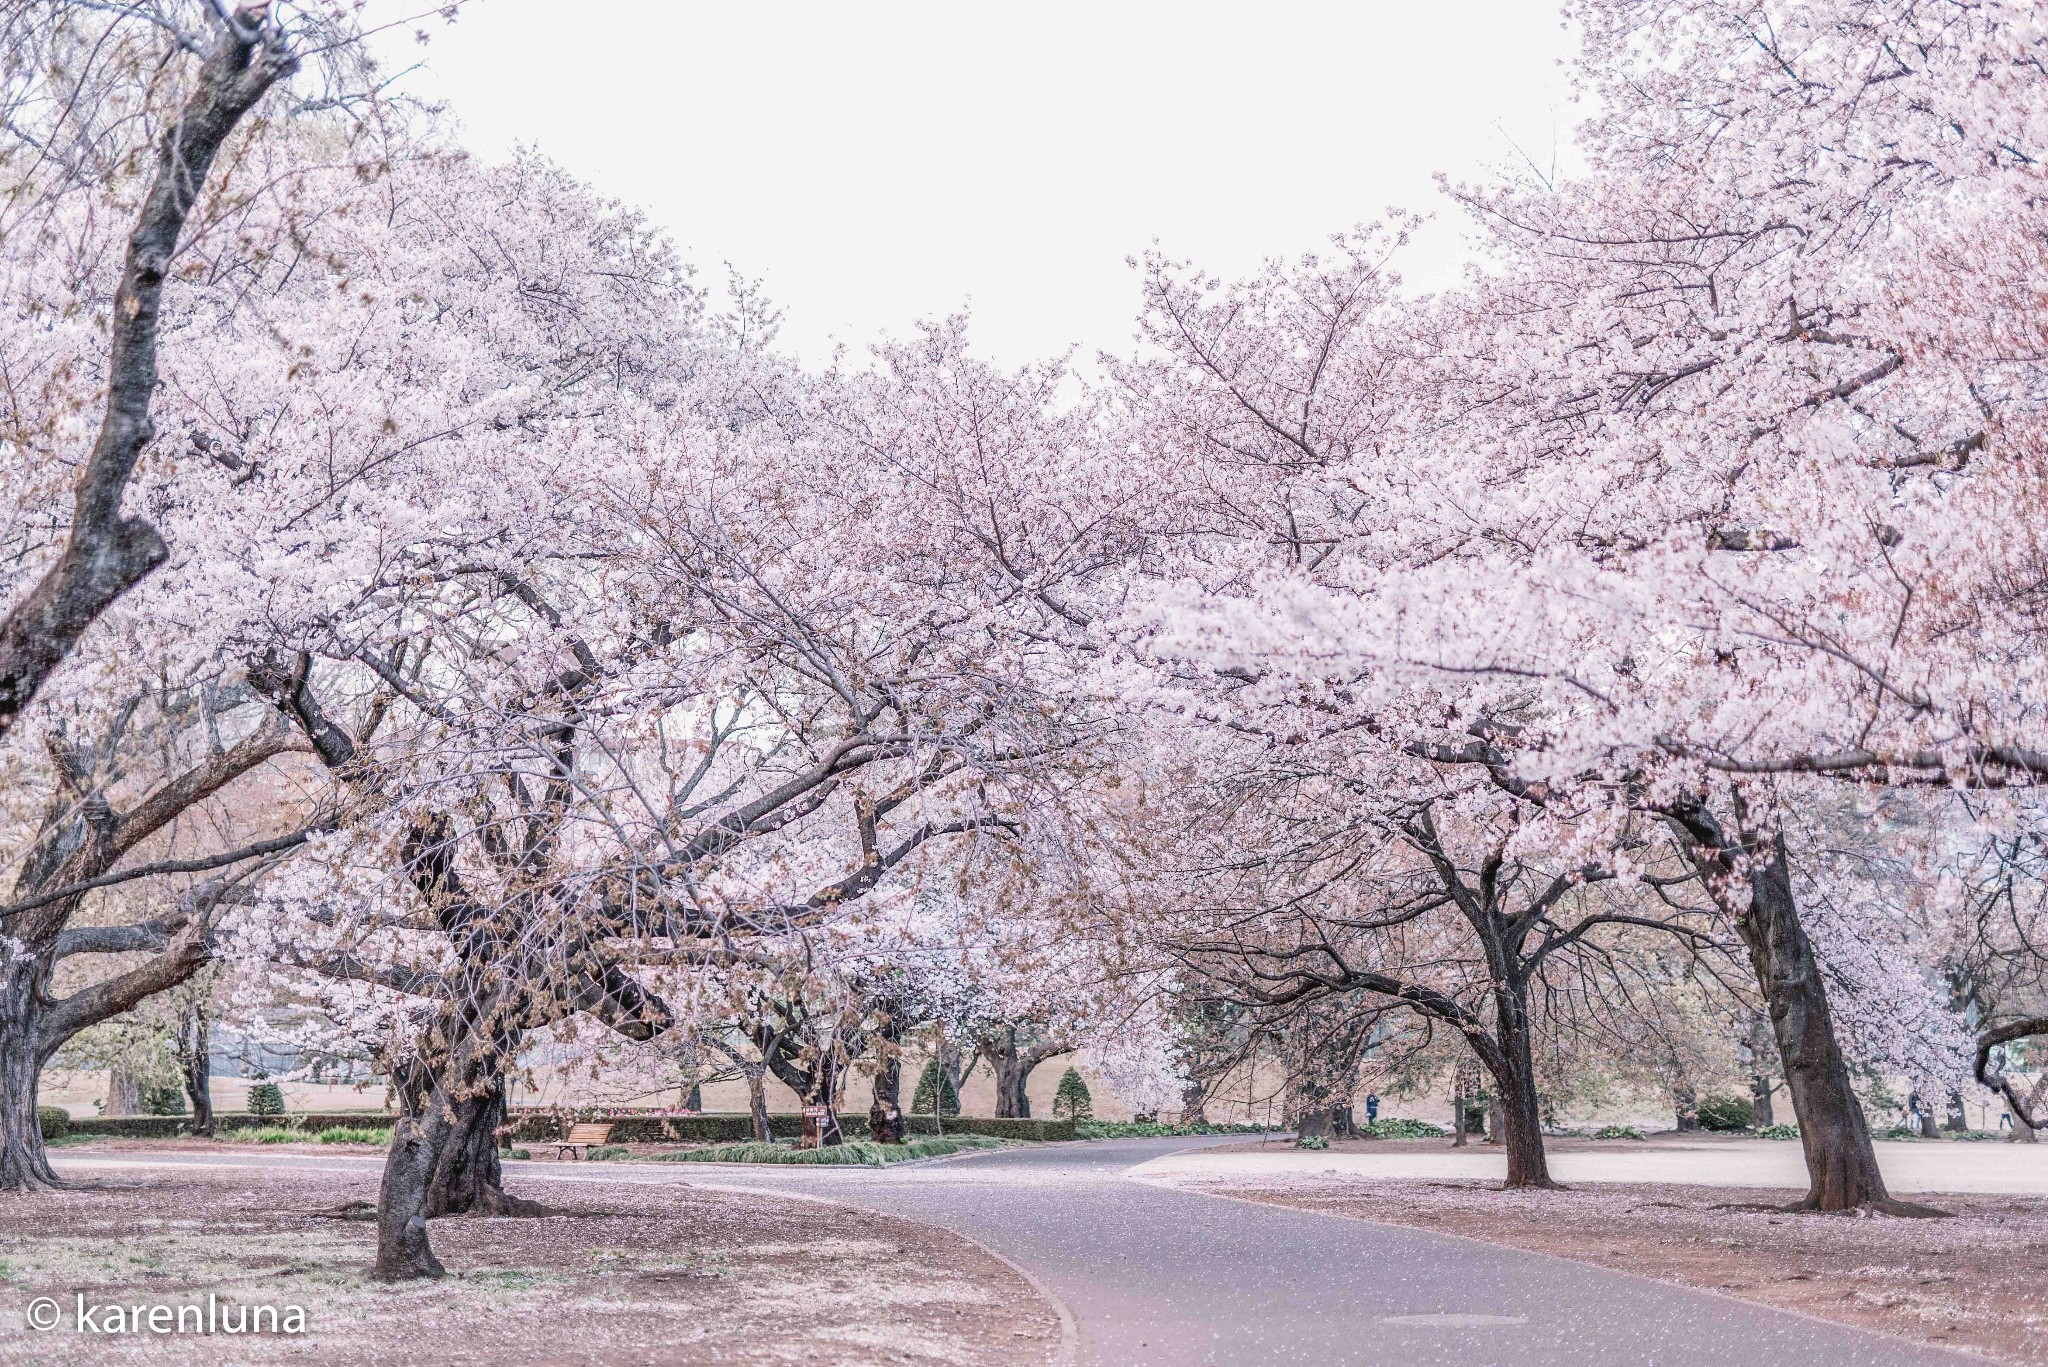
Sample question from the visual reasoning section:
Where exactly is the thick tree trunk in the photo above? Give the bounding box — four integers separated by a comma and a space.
1673, 1081, 1700, 1132
1943, 1092, 1969, 1133
1294, 1106, 1334, 1141
183, 1052, 212, 1136
424, 1089, 541, 1218
180, 1004, 213, 1137
992, 1049, 1029, 1118
811, 1059, 845, 1147
1744, 1013, 1776, 1128
1177, 1078, 1209, 1128
376, 1102, 451, 1281
745, 1067, 771, 1142
1488, 995, 1556, 1188
375, 1014, 544, 1280
2011, 1076, 2046, 1143
105, 1063, 141, 1118
1741, 834, 1932, 1214
868, 1011, 904, 1145
0, 966, 57, 1190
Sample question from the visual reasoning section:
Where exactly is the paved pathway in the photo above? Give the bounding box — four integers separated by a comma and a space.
1137, 1135, 2048, 1194
59, 1140, 1963, 1367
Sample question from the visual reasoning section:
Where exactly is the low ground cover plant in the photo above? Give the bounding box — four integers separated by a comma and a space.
1072, 1120, 1265, 1140
655, 1137, 1008, 1166
1360, 1117, 1446, 1139
1593, 1125, 1647, 1141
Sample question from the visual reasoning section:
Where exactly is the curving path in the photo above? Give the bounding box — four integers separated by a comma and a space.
59, 1139, 1963, 1366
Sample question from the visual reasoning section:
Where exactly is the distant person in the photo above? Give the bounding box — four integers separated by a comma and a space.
1365, 1093, 1380, 1123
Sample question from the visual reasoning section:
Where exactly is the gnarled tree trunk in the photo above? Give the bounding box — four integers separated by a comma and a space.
375, 1009, 543, 1280
0, 964, 56, 1190
980, 1026, 1067, 1119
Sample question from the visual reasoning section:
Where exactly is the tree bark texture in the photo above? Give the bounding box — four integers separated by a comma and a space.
0, 964, 57, 1190
868, 1005, 904, 1144
1740, 830, 1926, 1213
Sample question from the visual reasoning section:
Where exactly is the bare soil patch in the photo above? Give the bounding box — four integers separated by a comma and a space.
1176, 1174, 2048, 1363
0, 1163, 1058, 1365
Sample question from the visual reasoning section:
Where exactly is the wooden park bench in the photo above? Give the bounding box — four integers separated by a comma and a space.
553, 1122, 614, 1160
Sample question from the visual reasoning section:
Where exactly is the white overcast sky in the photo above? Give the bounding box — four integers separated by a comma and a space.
387, 1, 1578, 366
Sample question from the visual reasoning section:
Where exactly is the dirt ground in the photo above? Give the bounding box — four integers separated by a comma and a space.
1175, 1170, 2048, 1364
0, 1164, 1059, 1366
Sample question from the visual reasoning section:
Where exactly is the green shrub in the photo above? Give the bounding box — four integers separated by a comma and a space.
1593, 1124, 1646, 1141
1295, 1134, 1330, 1150
315, 1127, 387, 1145
1361, 1117, 1447, 1139
1953, 1129, 2000, 1142
1883, 1124, 1921, 1141
35, 1107, 71, 1140
586, 1145, 630, 1161
1758, 1123, 1801, 1140
1052, 1067, 1093, 1121
1072, 1119, 1265, 1140
911, 1063, 961, 1117
655, 1136, 1006, 1167
140, 1082, 187, 1117
246, 1082, 285, 1117
1695, 1095, 1755, 1132
506, 1148, 530, 1161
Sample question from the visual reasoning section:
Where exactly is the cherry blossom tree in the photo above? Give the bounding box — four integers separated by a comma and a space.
1114, 0, 2047, 1212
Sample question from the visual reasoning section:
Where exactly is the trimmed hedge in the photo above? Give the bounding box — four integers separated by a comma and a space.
503, 1110, 1074, 1144
36, 1106, 70, 1140
66, 1112, 396, 1139
60, 1108, 1076, 1144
